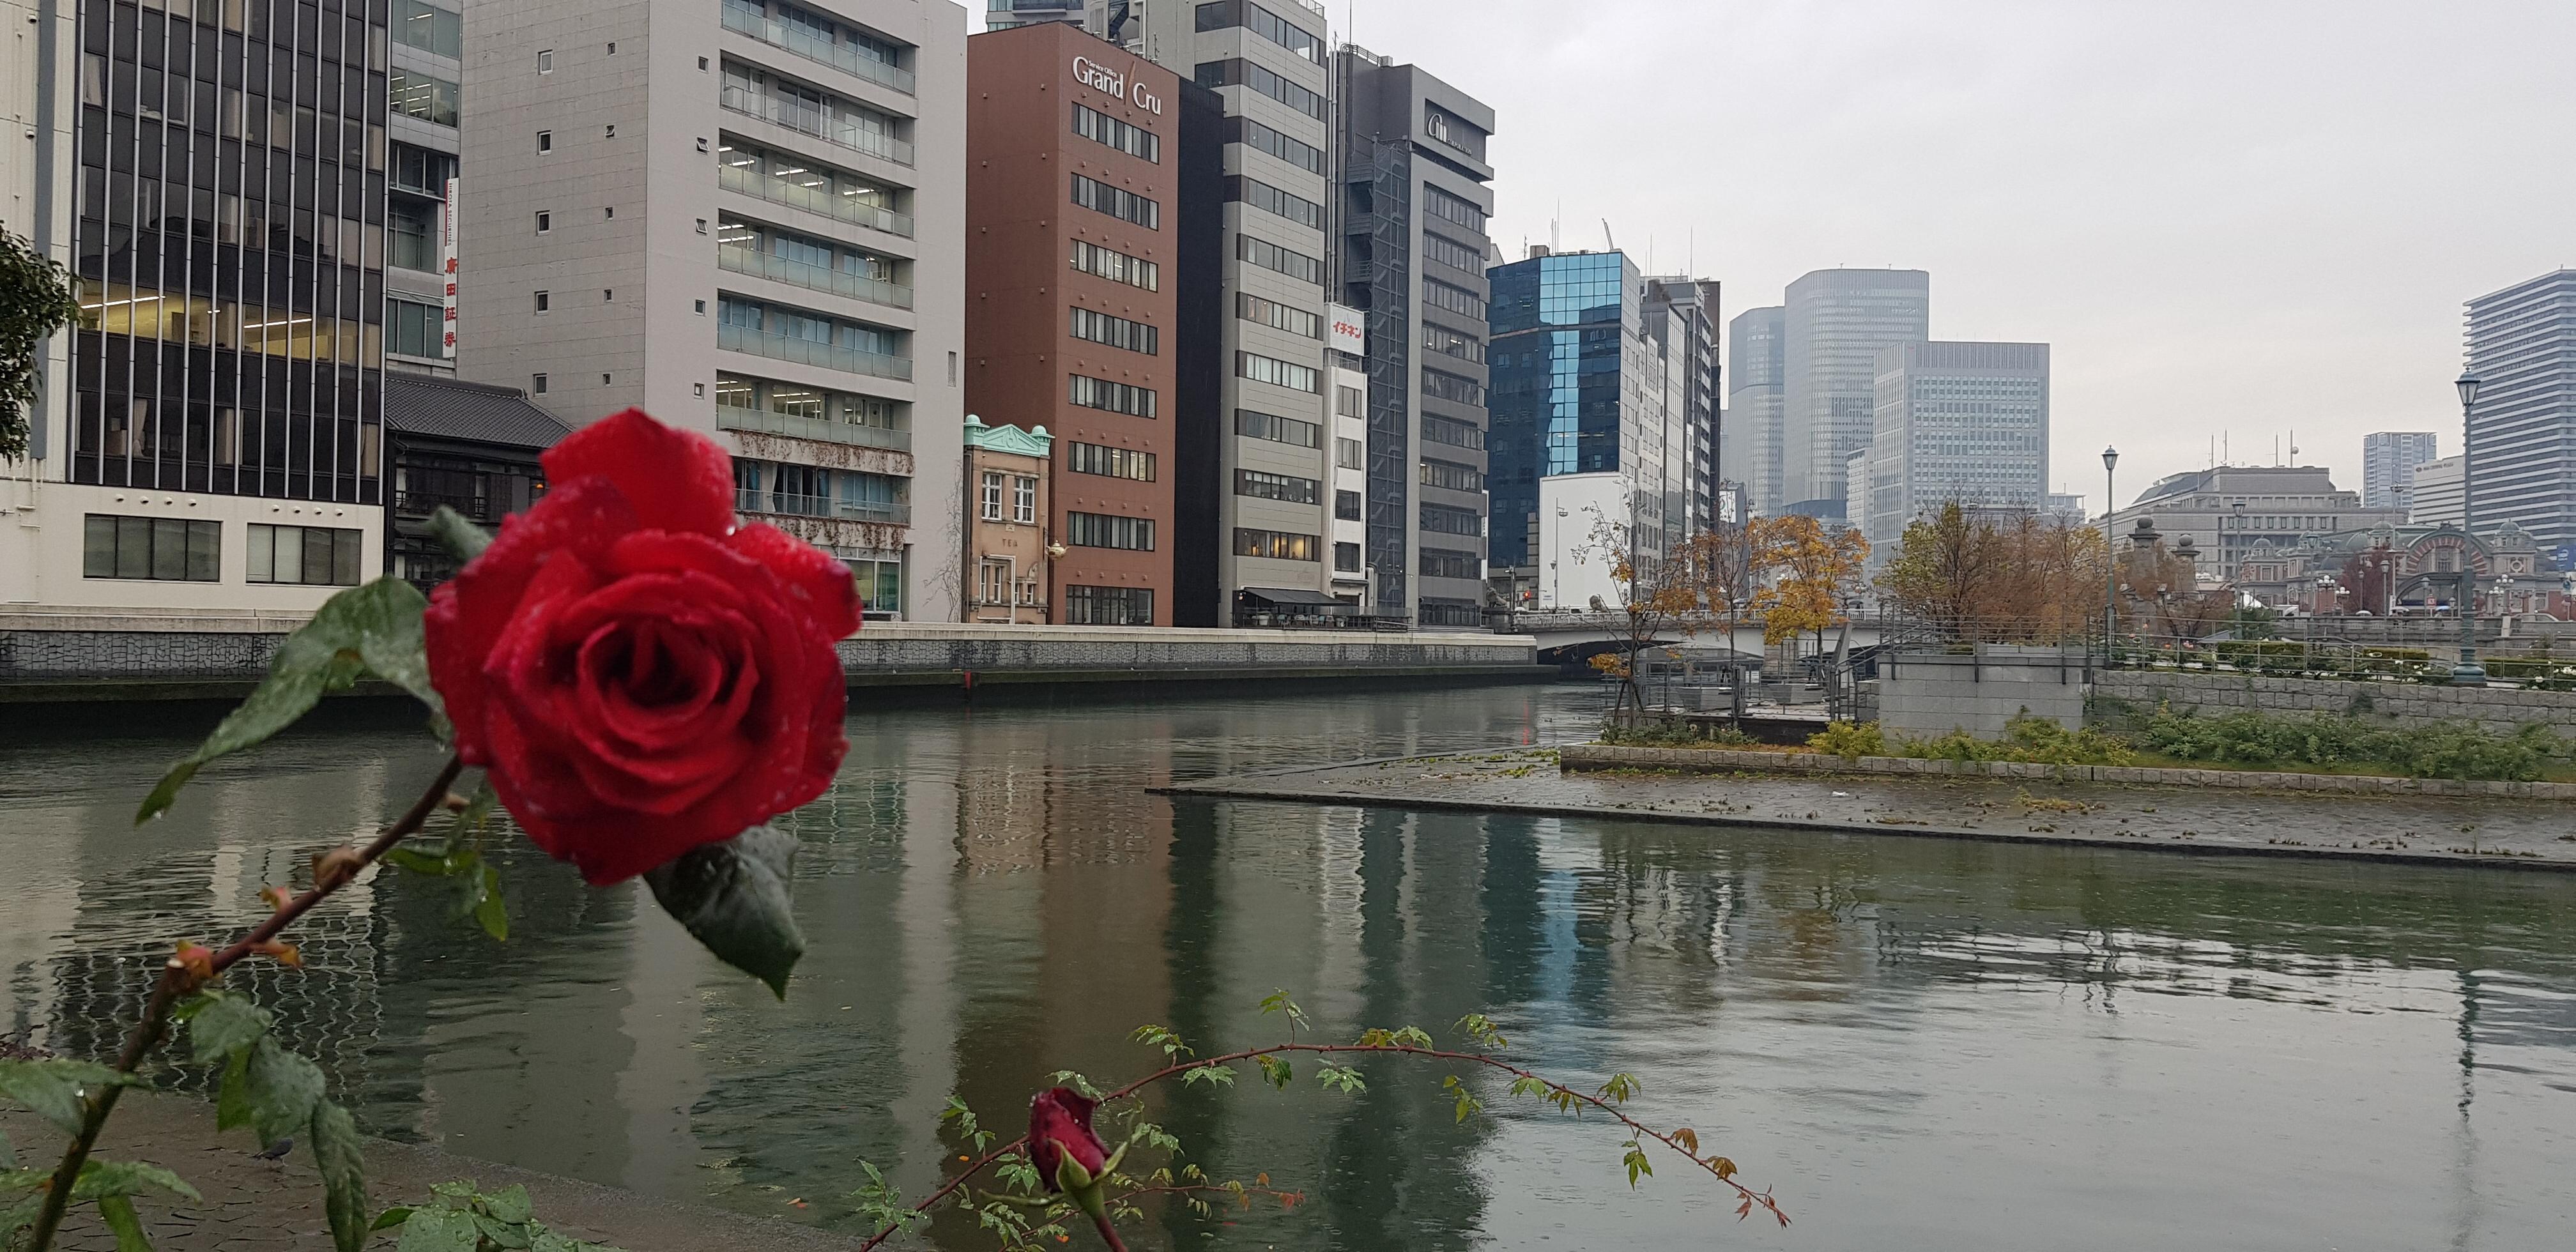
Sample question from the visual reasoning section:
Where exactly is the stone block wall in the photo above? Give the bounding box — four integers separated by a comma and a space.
2092, 669, 2576, 737
1878, 646, 2089, 738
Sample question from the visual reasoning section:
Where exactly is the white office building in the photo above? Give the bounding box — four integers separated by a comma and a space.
2361, 431, 2437, 513
1859, 341, 2051, 560
2408, 454, 2465, 528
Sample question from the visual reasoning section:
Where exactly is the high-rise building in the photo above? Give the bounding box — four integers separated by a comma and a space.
1644, 277, 1721, 536
387, 3, 464, 381
454, 0, 969, 622
963, 18, 1206, 625
982, 0, 1087, 31
1724, 305, 1784, 516
1114, 0, 1338, 625
1487, 250, 1689, 611
1859, 341, 2050, 560
2408, 454, 2465, 528
2361, 431, 2437, 512
2464, 270, 2576, 553
5, 0, 395, 610
1781, 268, 1929, 512
1334, 49, 1496, 629
1325, 303, 1368, 603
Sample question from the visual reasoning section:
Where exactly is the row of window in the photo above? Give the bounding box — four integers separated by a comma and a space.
1422, 231, 1485, 275
1231, 116, 1324, 174
1422, 367, 1485, 407
1227, 174, 1323, 232
1422, 321, 1485, 364
1237, 408, 1320, 448
1422, 413, 1485, 449
1239, 351, 1319, 394
1069, 441, 1156, 481
1069, 374, 1157, 418
1068, 511, 1156, 551
1423, 185, 1489, 234
1425, 279, 1487, 320
1072, 174, 1160, 228
1070, 239, 1158, 291
82, 514, 362, 586
1070, 307, 1158, 355
1420, 547, 1480, 580
979, 471, 1040, 524
1196, 0, 1327, 66
1065, 584, 1153, 625
1236, 468, 1319, 505
716, 373, 907, 432
1238, 234, 1324, 286
1239, 293, 1320, 339
1235, 528, 1319, 561
732, 458, 905, 518
1073, 103, 1160, 162
1194, 57, 1327, 121
1421, 457, 1485, 492
1422, 503, 1484, 536
720, 61, 910, 165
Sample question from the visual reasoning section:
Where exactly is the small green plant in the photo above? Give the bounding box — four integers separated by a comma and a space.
371, 1182, 627, 1251
1806, 721, 1887, 760
2139, 707, 2566, 781
1602, 721, 1761, 748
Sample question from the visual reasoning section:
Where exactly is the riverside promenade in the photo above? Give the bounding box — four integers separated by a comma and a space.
1160, 747, 2576, 870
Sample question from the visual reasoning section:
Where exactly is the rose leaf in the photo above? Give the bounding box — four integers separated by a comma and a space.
137, 578, 443, 823
426, 506, 493, 564
643, 825, 806, 998
0, 1060, 147, 1135
311, 1101, 369, 1252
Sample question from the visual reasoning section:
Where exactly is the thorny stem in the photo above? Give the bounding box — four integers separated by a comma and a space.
855, 1040, 1786, 1250
24, 755, 466, 1252
1089, 1212, 1128, 1252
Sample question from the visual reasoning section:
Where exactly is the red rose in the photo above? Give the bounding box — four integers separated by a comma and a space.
424, 409, 860, 885
1029, 1087, 1109, 1194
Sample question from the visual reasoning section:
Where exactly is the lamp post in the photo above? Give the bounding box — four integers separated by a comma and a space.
2102, 447, 2119, 650
2453, 369, 2487, 685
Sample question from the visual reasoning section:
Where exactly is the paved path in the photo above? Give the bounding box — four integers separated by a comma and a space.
1158, 748, 2576, 871
2, 1094, 869, 1251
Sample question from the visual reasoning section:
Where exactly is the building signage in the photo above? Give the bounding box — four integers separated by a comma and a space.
1073, 54, 1161, 115
1325, 303, 1365, 356
440, 177, 459, 359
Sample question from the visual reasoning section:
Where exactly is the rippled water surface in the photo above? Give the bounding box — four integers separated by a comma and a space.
5, 683, 2575, 1250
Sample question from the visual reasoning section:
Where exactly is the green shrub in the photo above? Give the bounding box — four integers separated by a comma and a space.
2139, 707, 2565, 781
1603, 720, 1761, 748
1807, 721, 1887, 760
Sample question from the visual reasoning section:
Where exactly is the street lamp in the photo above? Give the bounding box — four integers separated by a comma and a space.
2453, 370, 2487, 685
2102, 446, 2119, 648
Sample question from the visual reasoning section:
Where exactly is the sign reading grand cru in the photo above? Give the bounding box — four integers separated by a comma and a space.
1073, 54, 1161, 116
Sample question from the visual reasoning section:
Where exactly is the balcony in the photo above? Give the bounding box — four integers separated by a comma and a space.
719, 86, 915, 167
392, 490, 493, 521
737, 487, 912, 526
717, 404, 912, 452
719, 321, 912, 382
715, 160, 914, 239
721, 5, 916, 96
717, 241, 913, 310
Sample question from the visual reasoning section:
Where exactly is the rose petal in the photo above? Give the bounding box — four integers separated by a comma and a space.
542, 409, 738, 538
426, 478, 636, 764
728, 523, 863, 640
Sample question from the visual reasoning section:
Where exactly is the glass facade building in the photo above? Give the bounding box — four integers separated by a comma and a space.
2463, 270, 2576, 558
1858, 341, 2050, 563
1780, 268, 1929, 513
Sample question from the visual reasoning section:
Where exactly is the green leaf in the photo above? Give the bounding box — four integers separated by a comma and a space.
96, 1193, 153, 1252
72, 1160, 201, 1203
1315, 1065, 1366, 1095
184, 993, 273, 1065
216, 1050, 254, 1132
481, 1184, 533, 1226
312, 1102, 369, 1252
1255, 1055, 1292, 1090
0, 1059, 142, 1134
371, 1208, 417, 1232
1622, 1144, 1653, 1189
427, 506, 493, 565
379, 846, 456, 876
473, 1212, 533, 1249
395, 1208, 481, 1252
642, 825, 805, 997
472, 863, 509, 942
5, 1189, 45, 1237
1179, 1064, 1235, 1088
136, 578, 441, 823
244, 1039, 325, 1147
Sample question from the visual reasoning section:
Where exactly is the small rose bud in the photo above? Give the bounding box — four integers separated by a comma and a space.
249, 940, 302, 968
1029, 1087, 1112, 1221
259, 886, 292, 912
310, 847, 366, 889
173, 942, 216, 981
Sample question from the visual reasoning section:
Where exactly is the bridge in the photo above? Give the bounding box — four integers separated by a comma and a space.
1486, 611, 1896, 665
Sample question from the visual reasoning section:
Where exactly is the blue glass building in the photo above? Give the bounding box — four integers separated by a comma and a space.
1487, 250, 1669, 572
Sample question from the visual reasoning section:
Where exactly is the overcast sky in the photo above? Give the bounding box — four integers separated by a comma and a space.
992, 1, 2576, 509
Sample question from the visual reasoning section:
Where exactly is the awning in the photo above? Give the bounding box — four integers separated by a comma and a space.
1238, 587, 1348, 607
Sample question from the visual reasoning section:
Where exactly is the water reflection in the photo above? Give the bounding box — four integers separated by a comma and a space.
4, 685, 2573, 1249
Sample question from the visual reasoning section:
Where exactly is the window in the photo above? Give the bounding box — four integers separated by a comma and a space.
1336, 436, 1365, 470
1420, 599, 1483, 628
388, 70, 461, 125
1069, 374, 1157, 418
980, 470, 1006, 521
1237, 234, 1323, 285
1071, 174, 1160, 228
1196, 1, 1326, 66
1335, 542, 1362, 573
1422, 321, 1486, 364
1423, 185, 1488, 233
696, 300, 709, 314
604, 206, 615, 218
1422, 232, 1484, 275
247, 525, 365, 586
534, 291, 551, 313
537, 49, 554, 72
1236, 409, 1319, 448
390, 144, 459, 195
1238, 293, 1320, 339
1234, 528, 1319, 561
1193, 58, 1326, 121
535, 211, 552, 234
1070, 307, 1159, 355
1423, 279, 1486, 319
605, 125, 616, 139
1068, 442, 1156, 481
1420, 547, 1480, 580
1224, 175, 1324, 231
1422, 414, 1485, 449
533, 373, 549, 393
1238, 351, 1319, 393
1070, 240, 1159, 291
1335, 490, 1363, 521
386, 199, 438, 271
1229, 116, 1323, 173
538, 130, 553, 153
389, 297, 443, 357
1014, 476, 1038, 524
1335, 386, 1366, 419
1420, 457, 1485, 492
82, 515, 219, 582
1422, 368, 1485, 407
1421, 503, 1483, 536
1236, 469, 1319, 505
1067, 511, 1156, 551
1073, 103, 1160, 162
1065, 585, 1154, 625
978, 559, 1012, 606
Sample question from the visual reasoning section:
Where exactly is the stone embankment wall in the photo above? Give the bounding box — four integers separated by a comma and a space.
1560, 744, 2576, 800
1877, 646, 2089, 738
2092, 670, 2576, 737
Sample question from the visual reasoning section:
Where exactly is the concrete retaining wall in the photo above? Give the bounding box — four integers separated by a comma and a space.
1878, 646, 2089, 738
1559, 743, 2576, 800
2093, 669, 2576, 736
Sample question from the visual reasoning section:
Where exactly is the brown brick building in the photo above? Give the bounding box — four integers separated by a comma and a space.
967, 22, 1188, 626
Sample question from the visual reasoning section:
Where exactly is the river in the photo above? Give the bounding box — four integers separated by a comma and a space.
4, 682, 2573, 1249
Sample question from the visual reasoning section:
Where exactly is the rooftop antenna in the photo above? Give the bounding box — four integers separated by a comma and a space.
1602, 218, 1615, 252
1551, 200, 1560, 254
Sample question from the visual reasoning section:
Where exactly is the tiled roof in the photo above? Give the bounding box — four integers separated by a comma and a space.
385, 375, 573, 450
